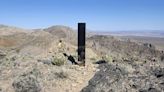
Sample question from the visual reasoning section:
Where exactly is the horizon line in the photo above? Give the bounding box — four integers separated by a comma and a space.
0, 24, 164, 32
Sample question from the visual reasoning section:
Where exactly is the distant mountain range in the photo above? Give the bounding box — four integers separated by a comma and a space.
0, 24, 163, 38
92, 30, 164, 38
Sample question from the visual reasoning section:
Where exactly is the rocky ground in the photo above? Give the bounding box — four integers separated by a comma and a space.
0, 25, 164, 92
82, 58, 164, 92
0, 52, 98, 92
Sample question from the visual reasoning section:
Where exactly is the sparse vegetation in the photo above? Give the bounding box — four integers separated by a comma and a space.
55, 71, 68, 79
12, 74, 41, 92
15, 49, 20, 53
51, 57, 65, 66
0, 25, 164, 92
104, 55, 113, 63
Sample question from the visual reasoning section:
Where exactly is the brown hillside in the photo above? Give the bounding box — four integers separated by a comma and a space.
0, 25, 27, 36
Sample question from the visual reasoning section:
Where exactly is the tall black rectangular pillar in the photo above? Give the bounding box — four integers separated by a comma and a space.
78, 23, 86, 66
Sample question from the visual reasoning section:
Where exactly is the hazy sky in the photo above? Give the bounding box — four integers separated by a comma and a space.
0, 0, 164, 31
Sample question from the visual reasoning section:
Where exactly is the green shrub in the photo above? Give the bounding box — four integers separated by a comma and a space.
104, 55, 113, 63
52, 57, 65, 66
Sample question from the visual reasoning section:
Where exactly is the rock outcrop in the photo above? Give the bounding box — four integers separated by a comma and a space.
82, 60, 164, 92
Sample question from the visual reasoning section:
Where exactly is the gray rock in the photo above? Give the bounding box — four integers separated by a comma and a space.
81, 64, 128, 92
81, 63, 164, 92
152, 68, 164, 78
37, 59, 52, 65
139, 88, 160, 92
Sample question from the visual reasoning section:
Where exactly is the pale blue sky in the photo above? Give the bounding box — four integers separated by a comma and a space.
0, 0, 164, 31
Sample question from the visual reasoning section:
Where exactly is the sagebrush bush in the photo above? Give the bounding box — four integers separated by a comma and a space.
55, 71, 68, 79
51, 57, 65, 66
104, 55, 113, 63
16, 49, 20, 53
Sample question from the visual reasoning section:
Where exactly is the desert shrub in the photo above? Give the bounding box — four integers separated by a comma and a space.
104, 55, 113, 63
10, 56, 17, 61
55, 71, 68, 79
15, 49, 20, 53
51, 57, 65, 66
12, 74, 41, 92
0, 53, 6, 60
12, 68, 42, 92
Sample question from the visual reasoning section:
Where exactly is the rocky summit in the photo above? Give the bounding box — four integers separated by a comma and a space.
0, 25, 164, 92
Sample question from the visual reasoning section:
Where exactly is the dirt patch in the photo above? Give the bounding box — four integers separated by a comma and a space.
0, 38, 17, 47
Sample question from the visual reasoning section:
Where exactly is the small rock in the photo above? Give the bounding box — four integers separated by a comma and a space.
153, 68, 164, 78
37, 59, 52, 65
77, 79, 83, 84
139, 88, 160, 92
72, 83, 77, 87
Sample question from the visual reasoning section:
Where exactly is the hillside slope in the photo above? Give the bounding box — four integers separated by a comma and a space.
0, 25, 27, 36
0, 25, 164, 92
